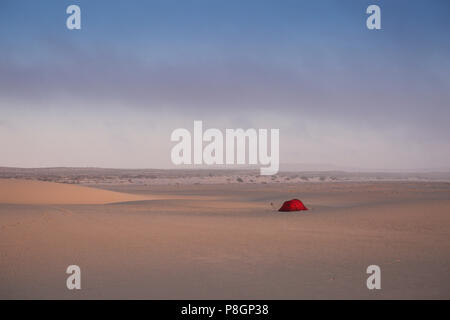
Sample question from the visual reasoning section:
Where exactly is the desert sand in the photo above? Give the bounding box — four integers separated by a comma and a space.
0, 179, 158, 205
0, 172, 449, 299
0, 179, 214, 205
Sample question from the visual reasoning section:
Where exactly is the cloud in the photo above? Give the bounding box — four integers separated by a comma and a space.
1, 0, 449, 169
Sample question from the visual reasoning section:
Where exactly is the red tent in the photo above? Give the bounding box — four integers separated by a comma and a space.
278, 199, 308, 212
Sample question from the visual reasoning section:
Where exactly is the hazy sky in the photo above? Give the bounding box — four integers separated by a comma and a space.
1, 0, 449, 170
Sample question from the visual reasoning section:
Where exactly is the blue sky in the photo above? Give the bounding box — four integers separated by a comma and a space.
0, 0, 449, 169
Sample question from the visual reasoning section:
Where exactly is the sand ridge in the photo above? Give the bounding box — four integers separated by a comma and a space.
0, 179, 165, 205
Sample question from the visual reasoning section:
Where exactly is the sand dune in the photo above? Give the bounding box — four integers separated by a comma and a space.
0, 179, 157, 205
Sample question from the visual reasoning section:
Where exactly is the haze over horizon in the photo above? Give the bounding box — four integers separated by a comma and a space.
2, 163, 450, 173
1, 0, 450, 170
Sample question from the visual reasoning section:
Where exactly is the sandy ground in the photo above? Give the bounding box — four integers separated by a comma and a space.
0, 179, 157, 205
0, 179, 449, 299
0, 179, 216, 205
